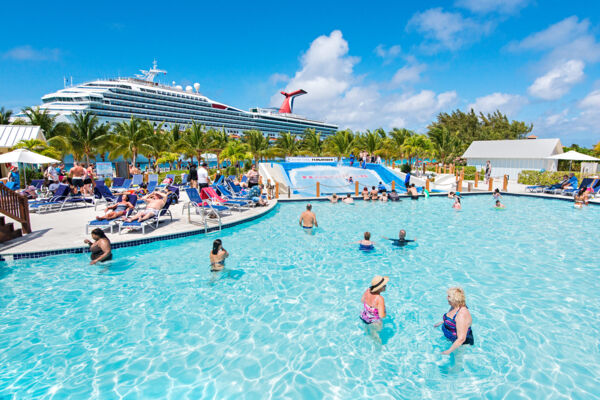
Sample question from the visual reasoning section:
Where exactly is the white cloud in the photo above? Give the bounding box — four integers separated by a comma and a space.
392, 63, 426, 85
455, 0, 530, 14
578, 89, 600, 109
407, 8, 493, 51
269, 73, 289, 85
467, 92, 528, 116
508, 16, 600, 64
2, 45, 61, 61
374, 44, 401, 63
271, 30, 456, 130
528, 59, 585, 100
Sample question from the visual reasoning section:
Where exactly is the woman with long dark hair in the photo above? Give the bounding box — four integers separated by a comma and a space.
209, 239, 229, 271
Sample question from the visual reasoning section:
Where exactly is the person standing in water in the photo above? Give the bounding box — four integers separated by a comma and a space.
84, 228, 112, 265
434, 287, 474, 355
299, 204, 318, 232
354, 231, 375, 250
360, 276, 388, 334
209, 239, 229, 271
386, 229, 416, 247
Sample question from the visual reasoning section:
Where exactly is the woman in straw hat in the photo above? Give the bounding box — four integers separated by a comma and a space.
434, 287, 474, 355
360, 276, 388, 326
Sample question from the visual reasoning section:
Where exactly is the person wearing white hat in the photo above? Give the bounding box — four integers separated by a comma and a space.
360, 276, 388, 326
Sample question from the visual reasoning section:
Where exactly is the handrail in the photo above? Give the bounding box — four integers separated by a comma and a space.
0, 183, 31, 234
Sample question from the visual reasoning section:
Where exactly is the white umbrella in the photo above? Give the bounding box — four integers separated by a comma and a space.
0, 149, 60, 187
547, 150, 600, 161
0, 148, 60, 164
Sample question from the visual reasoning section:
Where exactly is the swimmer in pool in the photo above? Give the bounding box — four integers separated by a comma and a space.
448, 191, 455, 198
353, 231, 375, 250
574, 187, 589, 207
209, 239, 229, 271
385, 229, 416, 247
452, 196, 461, 210
495, 200, 505, 209
343, 193, 354, 204
380, 191, 388, 202
493, 188, 502, 200
362, 186, 370, 201
370, 186, 379, 201
360, 275, 388, 334
299, 204, 318, 232
433, 287, 474, 355
330, 193, 339, 203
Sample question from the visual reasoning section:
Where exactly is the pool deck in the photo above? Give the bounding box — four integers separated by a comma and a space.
0, 196, 277, 261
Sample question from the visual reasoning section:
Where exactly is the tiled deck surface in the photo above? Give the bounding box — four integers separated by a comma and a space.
0, 196, 277, 259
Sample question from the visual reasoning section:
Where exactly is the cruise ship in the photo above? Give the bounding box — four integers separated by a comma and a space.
34, 61, 338, 138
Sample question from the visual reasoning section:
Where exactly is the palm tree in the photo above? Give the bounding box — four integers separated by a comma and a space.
176, 121, 211, 164
275, 132, 300, 157
301, 128, 323, 156
13, 139, 62, 160
356, 130, 383, 155
145, 122, 171, 171
0, 107, 13, 124
50, 112, 111, 164
21, 106, 70, 138
111, 117, 152, 165
428, 125, 460, 163
388, 128, 413, 159
324, 130, 355, 160
209, 127, 229, 166
243, 130, 269, 165
220, 141, 252, 175
402, 134, 433, 164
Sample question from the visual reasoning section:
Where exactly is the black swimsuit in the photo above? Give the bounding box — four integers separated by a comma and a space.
91, 243, 112, 262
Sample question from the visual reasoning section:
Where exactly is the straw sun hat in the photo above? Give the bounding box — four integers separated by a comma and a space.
370, 276, 389, 292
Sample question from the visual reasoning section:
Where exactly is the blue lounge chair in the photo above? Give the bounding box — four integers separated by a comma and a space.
29, 184, 91, 213
215, 184, 254, 205
111, 177, 125, 190
131, 174, 143, 187
86, 194, 138, 234
119, 193, 173, 234
113, 179, 132, 193
147, 174, 158, 185
30, 179, 44, 190
94, 184, 120, 210
183, 188, 231, 216
146, 180, 157, 193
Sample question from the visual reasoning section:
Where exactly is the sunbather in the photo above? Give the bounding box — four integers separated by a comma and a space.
97, 194, 134, 220
245, 185, 267, 206
125, 191, 170, 222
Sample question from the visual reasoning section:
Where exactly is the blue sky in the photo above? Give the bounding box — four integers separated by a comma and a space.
1, 0, 600, 146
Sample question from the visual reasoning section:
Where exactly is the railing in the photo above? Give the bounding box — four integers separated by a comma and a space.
0, 183, 31, 234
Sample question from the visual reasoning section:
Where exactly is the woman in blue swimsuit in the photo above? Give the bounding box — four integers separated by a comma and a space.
355, 231, 375, 251
434, 287, 474, 355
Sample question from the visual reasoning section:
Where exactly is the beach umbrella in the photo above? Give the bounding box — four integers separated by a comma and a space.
0, 149, 60, 186
547, 151, 599, 171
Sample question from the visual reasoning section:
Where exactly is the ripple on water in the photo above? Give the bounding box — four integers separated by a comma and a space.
0, 196, 599, 398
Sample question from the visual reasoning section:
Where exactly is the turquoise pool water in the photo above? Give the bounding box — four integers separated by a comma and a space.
1, 196, 599, 399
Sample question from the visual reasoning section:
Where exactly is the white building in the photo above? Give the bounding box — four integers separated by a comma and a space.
462, 138, 563, 179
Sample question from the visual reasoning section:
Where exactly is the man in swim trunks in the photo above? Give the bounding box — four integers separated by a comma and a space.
343, 194, 354, 204
125, 191, 170, 222
299, 204, 318, 231
388, 190, 400, 201
407, 184, 419, 199
68, 162, 86, 194
387, 229, 416, 247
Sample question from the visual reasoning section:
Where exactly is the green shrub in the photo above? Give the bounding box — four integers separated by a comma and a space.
518, 170, 581, 185
21, 167, 44, 187
400, 163, 412, 174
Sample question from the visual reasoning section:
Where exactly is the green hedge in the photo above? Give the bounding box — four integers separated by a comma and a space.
517, 170, 581, 185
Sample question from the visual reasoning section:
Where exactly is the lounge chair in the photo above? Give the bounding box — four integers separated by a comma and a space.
146, 180, 158, 193
563, 178, 599, 197
30, 179, 44, 190
214, 184, 254, 205
118, 193, 173, 234
131, 174, 143, 188
29, 184, 92, 213
183, 188, 231, 216
201, 187, 249, 211
113, 179, 132, 193
111, 177, 125, 190
86, 194, 138, 234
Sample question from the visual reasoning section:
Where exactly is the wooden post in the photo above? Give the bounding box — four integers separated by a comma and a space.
355, 181, 359, 196
503, 175, 508, 191
392, 181, 395, 191
259, 175, 263, 185
275, 182, 279, 199
488, 177, 493, 191
444, 166, 448, 174
474, 171, 479, 187
460, 168, 464, 181
425, 179, 430, 192
316, 182, 320, 198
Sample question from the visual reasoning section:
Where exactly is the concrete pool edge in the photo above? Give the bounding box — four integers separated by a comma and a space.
0, 201, 279, 262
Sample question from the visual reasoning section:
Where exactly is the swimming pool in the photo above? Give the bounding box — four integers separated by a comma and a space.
1, 195, 599, 398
